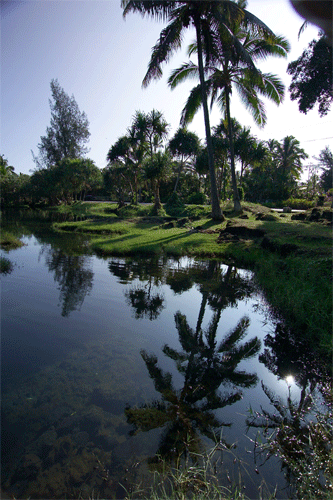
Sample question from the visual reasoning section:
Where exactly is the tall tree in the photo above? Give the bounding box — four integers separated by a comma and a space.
35, 79, 90, 168
145, 149, 172, 212
168, 128, 201, 193
122, 0, 248, 220
0, 155, 15, 176
168, 1, 288, 211
287, 34, 332, 116
316, 146, 333, 193
271, 136, 308, 200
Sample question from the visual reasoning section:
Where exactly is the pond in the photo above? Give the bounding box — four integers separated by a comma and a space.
1, 213, 329, 499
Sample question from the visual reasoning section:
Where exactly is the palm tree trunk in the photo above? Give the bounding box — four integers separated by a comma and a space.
173, 159, 184, 193
225, 90, 242, 212
195, 19, 223, 221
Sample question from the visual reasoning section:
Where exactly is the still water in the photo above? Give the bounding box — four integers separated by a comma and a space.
1, 215, 326, 499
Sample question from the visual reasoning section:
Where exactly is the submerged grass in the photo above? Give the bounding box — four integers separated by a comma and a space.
122, 440, 277, 500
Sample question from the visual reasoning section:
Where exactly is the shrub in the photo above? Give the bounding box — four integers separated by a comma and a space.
187, 192, 208, 205
317, 195, 325, 206
165, 192, 185, 217
281, 198, 315, 210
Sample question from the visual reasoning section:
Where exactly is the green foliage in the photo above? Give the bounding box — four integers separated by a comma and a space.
281, 198, 315, 210
0, 231, 25, 250
244, 136, 308, 203
29, 158, 102, 205
287, 35, 332, 116
187, 192, 207, 205
34, 79, 90, 168
238, 186, 244, 201
0, 256, 13, 274
316, 146, 333, 193
165, 192, 185, 216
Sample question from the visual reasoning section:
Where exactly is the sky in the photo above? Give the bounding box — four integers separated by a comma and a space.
1, 0, 332, 178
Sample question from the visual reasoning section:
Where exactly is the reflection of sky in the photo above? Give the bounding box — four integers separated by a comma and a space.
4, 232, 323, 500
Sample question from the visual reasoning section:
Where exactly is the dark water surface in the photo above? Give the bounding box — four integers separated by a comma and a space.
1, 214, 326, 499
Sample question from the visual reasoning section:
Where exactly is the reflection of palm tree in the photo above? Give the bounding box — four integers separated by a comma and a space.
246, 381, 332, 499
259, 323, 323, 391
126, 312, 260, 464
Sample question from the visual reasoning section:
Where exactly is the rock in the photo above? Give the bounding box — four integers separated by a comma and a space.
291, 213, 306, 221
322, 211, 333, 222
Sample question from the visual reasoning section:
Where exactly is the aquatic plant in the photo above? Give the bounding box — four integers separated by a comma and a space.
0, 255, 14, 274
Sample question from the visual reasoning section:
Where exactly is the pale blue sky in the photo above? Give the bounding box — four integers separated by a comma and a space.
1, 0, 332, 176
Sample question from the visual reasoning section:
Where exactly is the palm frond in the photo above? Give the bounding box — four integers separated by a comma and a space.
246, 35, 290, 61
235, 79, 267, 127
142, 17, 184, 88
168, 62, 199, 88
122, 0, 173, 21
218, 316, 250, 352
242, 8, 275, 36
258, 72, 285, 104
180, 83, 208, 126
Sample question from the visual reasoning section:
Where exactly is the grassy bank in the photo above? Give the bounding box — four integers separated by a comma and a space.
53, 201, 332, 363
0, 230, 25, 251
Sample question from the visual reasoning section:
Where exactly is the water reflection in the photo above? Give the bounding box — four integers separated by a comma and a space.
41, 246, 94, 317
259, 323, 323, 388
125, 261, 261, 466
247, 381, 332, 499
247, 323, 332, 499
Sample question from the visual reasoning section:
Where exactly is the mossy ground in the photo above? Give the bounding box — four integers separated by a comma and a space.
52, 201, 332, 365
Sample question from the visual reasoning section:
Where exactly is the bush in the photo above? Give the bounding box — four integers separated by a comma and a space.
165, 192, 185, 217
317, 195, 325, 206
281, 198, 315, 210
187, 192, 208, 205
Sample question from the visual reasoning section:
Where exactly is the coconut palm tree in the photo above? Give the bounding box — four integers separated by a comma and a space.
168, 2, 289, 211
122, 0, 248, 220
271, 135, 308, 199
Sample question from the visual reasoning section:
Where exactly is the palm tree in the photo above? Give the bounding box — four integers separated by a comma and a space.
145, 109, 170, 158
122, 0, 253, 220
168, 2, 289, 211
271, 135, 308, 200
168, 128, 201, 193
145, 149, 172, 212
0, 155, 15, 176
234, 127, 267, 184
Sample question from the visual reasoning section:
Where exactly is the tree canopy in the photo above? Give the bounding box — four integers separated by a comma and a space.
35, 79, 90, 168
287, 34, 332, 116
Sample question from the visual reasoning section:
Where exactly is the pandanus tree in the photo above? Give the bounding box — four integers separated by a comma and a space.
168, 0, 289, 211
145, 149, 172, 212
168, 128, 201, 193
